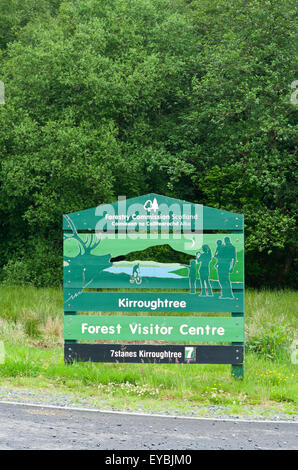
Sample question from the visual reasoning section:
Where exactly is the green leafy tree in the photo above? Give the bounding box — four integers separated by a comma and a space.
178, 0, 298, 286
0, 0, 297, 286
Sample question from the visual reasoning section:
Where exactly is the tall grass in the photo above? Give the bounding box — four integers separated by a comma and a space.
0, 286, 63, 323
0, 286, 63, 344
245, 288, 297, 328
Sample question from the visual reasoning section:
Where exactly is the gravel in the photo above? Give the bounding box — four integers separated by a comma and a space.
0, 386, 297, 422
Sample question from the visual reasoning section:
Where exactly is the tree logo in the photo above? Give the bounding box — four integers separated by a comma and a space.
144, 197, 159, 213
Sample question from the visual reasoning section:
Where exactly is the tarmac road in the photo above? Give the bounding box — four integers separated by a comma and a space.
0, 402, 297, 450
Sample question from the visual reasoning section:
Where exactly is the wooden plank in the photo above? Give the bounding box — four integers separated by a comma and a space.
63, 232, 244, 261
231, 312, 245, 379
63, 268, 245, 291
64, 315, 244, 342
63, 232, 244, 295
64, 311, 77, 344
64, 290, 244, 313
64, 343, 244, 364
63, 194, 243, 232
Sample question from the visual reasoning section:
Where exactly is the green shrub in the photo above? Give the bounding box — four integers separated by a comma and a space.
23, 311, 41, 338
246, 322, 294, 360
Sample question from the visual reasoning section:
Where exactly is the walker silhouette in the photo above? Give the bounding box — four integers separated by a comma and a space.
214, 237, 236, 299
196, 245, 213, 296
183, 259, 197, 294
184, 239, 237, 298
183, 245, 213, 295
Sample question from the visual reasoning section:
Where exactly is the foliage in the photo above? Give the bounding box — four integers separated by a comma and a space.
0, 0, 297, 286
246, 322, 294, 360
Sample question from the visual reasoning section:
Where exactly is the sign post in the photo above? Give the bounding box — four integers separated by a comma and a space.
63, 194, 244, 378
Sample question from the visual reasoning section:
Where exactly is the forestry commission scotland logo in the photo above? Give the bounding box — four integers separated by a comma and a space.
144, 197, 159, 213
184, 347, 196, 361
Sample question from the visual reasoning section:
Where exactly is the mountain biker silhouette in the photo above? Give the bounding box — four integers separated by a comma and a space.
130, 263, 142, 284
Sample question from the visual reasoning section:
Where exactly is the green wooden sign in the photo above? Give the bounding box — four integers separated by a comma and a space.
64, 292, 244, 313
63, 194, 245, 378
65, 315, 244, 342
64, 232, 244, 290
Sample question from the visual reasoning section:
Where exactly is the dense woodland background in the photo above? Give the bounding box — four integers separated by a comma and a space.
0, 0, 297, 288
